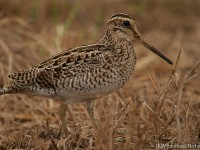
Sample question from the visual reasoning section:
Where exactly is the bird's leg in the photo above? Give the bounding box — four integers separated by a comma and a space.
59, 104, 69, 136
86, 101, 97, 128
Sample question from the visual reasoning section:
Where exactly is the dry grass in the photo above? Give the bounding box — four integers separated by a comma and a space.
0, 0, 200, 149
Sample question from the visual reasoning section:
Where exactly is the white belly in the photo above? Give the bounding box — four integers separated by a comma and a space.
55, 82, 120, 104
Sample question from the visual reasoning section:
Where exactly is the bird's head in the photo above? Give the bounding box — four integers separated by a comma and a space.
107, 13, 173, 65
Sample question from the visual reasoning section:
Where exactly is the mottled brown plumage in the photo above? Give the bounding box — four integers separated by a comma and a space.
0, 13, 173, 130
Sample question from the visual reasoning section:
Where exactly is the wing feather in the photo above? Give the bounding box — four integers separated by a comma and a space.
8, 44, 113, 85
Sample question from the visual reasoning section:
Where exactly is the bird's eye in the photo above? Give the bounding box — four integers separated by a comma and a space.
122, 20, 131, 27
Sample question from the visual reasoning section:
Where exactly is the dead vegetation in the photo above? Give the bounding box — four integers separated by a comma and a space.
0, 0, 200, 149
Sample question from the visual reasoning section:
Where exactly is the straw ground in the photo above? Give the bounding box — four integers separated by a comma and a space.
0, 0, 199, 149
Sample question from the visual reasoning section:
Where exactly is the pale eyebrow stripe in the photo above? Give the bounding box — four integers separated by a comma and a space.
108, 17, 133, 23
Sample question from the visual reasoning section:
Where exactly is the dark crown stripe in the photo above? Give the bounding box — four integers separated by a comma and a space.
110, 13, 134, 20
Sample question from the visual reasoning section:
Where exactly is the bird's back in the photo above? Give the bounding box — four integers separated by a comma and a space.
1, 38, 136, 103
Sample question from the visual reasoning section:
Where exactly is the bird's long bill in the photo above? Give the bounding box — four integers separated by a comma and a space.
137, 38, 173, 65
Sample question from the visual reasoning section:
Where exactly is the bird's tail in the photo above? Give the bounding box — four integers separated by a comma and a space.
0, 88, 6, 95
0, 80, 17, 95
0, 77, 5, 95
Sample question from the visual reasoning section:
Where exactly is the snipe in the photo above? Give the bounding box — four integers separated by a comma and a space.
0, 13, 173, 133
